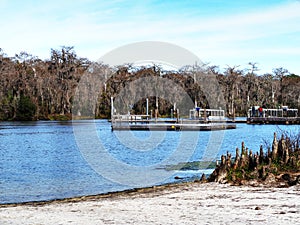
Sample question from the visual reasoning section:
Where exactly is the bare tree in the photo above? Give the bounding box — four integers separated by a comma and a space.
273, 67, 290, 105
224, 65, 243, 116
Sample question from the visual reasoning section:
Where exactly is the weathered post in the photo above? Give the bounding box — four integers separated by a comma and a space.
241, 142, 245, 156
254, 153, 259, 170
111, 97, 114, 120
249, 150, 254, 170
226, 152, 232, 169
155, 96, 158, 122
146, 98, 149, 118
221, 155, 226, 166
259, 145, 264, 164
281, 138, 289, 164
272, 132, 278, 160
200, 173, 207, 182
233, 148, 240, 169
233, 107, 236, 122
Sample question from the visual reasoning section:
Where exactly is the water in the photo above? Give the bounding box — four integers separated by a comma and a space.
0, 120, 298, 204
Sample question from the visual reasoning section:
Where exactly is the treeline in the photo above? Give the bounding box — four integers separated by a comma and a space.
0, 47, 299, 120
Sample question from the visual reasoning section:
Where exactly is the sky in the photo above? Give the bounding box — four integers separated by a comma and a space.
1, 0, 300, 74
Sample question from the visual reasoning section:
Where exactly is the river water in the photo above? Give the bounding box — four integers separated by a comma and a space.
0, 120, 298, 204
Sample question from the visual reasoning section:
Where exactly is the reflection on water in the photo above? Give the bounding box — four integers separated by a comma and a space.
0, 120, 298, 204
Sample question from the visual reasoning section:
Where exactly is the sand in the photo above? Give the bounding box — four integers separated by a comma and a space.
0, 182, 299, 225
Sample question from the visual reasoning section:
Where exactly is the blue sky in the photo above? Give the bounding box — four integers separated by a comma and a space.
1, 0, 300, 74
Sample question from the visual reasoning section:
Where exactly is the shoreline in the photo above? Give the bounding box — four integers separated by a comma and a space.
1, 182, 299, 225
0, 180, 201, 208
1, 174, 298, 208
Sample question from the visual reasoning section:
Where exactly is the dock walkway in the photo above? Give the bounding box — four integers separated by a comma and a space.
247, 117, 300, 125
111, 118, 236, 131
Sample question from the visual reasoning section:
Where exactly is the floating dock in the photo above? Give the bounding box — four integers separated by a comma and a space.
112, 123, 236, 131
110, 97, 236, 131
247, 106, 299, 125
247, 117, 300, 125
111, 116, 236, 131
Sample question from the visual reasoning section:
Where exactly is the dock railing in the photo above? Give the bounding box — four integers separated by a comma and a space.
248, 107, 298, 118
247, 107, 299, 124
189, 108, 226, 121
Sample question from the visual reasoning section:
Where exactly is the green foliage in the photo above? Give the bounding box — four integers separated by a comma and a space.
226, 167, 250, 181
226, 168, 234, 181
234, 168, 244, 179
16, 95, 36, 121
286, 74, 299, 78
0, 95, 13, 120
48, 114, 72, 121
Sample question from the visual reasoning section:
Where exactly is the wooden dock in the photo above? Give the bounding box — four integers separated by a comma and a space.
110, 97, 238, 131
111, 119, 236, 131
247, 106, 299, 124
247, 117, 300, 125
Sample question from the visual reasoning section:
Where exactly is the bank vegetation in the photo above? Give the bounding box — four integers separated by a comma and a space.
0, 47, 299, 120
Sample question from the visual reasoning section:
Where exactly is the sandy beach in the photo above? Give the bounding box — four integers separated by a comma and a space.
0, 182, 299, 225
